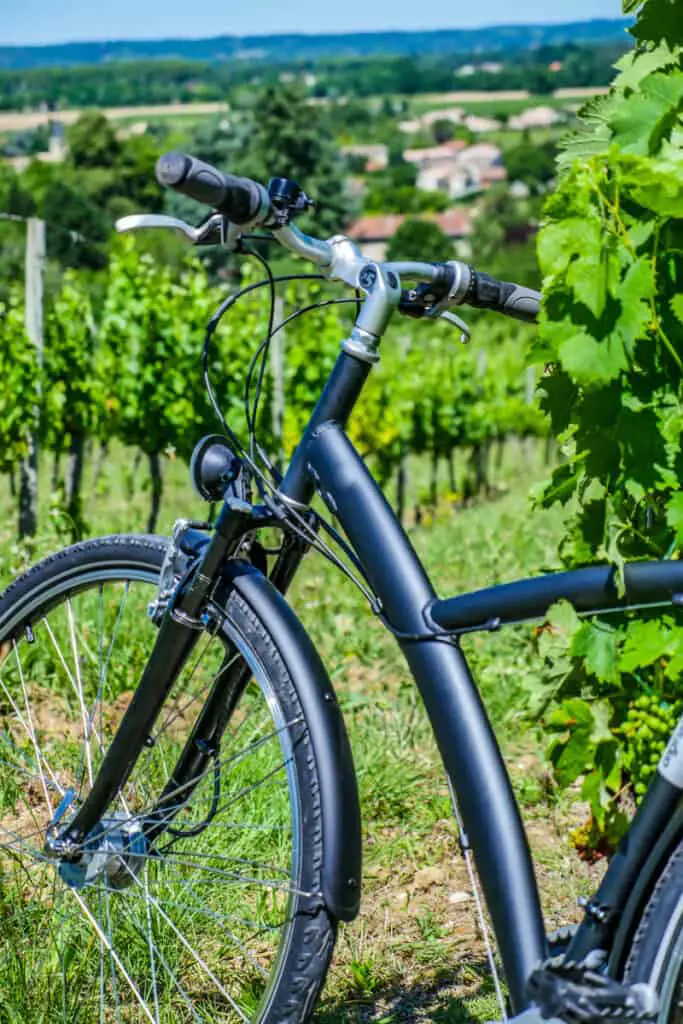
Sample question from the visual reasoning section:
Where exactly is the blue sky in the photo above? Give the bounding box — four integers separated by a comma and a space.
2, 0, 623, 46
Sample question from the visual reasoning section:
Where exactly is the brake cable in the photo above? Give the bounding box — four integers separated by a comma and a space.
202, 264, 386, 611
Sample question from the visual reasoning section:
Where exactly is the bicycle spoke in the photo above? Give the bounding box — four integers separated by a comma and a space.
103, 880, 125, 1024
126, 850, 312, 897
116, 894, 204, 1024
145, 866, 280, 975
0, 557, 309, 1024
0, 748, 64, 795
119, 860, 251, 1023
0, 820, 50, 859
102, 876, 284, 933
70, 885, 156, 1023
98, 889, 106, 1024
92, 581, 130, 754
97, 582, 105, 776
143, 870, 161, 1024
66, 597, 95, 788
150, 847, 291, 875
0, 672, 51, 789
10, 641, 57, 815
151, 632, 225, 742
94, 714, 300, 844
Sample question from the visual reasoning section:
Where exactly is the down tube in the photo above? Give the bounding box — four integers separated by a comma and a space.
306, 424, 546, 1011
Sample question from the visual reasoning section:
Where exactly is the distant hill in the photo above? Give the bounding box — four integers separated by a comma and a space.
0, 19, 632, 71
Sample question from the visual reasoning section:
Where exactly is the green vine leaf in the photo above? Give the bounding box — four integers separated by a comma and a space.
532, 0, 683, 848
558, 331, 628, 387
666, 492, 683, 545
571, 622, 621, 684
611, 71, 683, 155
670, 294, 683, 324
620, 618, 673, 671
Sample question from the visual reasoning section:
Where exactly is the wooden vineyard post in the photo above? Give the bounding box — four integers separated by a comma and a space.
18, 217, 45, 539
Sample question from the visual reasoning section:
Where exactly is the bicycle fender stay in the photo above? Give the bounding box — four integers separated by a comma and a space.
217, 558, 362, 922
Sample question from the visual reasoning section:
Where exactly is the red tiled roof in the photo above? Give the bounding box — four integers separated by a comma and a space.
480, 165, 508, 182
404, 139, 468, 162
432, 209, 473, 236
348, 214, 406, 240
348, 209, 471, 242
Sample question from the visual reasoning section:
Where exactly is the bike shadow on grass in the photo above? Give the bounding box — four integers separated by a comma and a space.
316, 958, 499, 1023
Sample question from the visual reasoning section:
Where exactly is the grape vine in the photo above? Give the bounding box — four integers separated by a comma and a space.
0, 246, 547, 536
531, 0, 683, 847
0, 289, 38, 477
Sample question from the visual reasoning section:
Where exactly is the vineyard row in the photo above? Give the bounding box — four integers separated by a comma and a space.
0, 239, 548, 538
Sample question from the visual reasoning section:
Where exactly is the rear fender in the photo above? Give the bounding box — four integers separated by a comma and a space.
216, 558, 362, 922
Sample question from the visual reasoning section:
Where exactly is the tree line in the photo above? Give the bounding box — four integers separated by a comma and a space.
0, 41, 626, 112
0, 83, 353, 294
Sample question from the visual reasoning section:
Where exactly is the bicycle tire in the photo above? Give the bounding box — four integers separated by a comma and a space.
624, 837, 683, 1024
0, 534, 336, 1024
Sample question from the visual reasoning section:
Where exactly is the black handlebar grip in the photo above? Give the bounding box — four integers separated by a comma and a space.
155, 152, 265, 224
468, 270, 541, 324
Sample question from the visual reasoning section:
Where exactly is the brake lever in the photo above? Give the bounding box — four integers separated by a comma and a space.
439, 311, 471, 344
115, 212, 230, 247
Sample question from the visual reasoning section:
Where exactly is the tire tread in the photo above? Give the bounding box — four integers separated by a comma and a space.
0, 534, 336, 1024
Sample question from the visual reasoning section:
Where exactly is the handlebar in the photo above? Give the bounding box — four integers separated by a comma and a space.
466, 271, 540, 325
156, 152, 268, 225
151, 151, 541, 325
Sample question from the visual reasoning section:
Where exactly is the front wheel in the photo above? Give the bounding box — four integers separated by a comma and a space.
0, 534, 336, 1024
624, 839, 683, 1024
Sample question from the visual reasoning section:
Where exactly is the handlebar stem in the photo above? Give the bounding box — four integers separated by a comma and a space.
342, 263, 402, 364
274, 223, 402, 362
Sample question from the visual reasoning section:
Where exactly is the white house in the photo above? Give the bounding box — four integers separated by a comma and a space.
412, 142, 507, 200
464, 114, 503, 134
508, 106, 564, 130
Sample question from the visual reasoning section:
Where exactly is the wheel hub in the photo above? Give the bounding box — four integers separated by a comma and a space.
53, 809, 147, 891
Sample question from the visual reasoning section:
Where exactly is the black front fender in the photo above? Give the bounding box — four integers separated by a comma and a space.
218, 559, 362, 922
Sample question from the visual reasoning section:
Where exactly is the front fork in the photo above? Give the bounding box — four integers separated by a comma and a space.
47, 498, 308, 857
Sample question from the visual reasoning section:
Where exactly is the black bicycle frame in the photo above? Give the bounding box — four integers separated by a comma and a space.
55, 344, 683, 1014
276, 349, 683, 1009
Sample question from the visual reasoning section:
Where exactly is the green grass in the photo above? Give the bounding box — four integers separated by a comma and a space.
0, 440, 605, 1022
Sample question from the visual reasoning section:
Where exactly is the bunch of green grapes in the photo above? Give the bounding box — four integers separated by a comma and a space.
621, 696, 683, 799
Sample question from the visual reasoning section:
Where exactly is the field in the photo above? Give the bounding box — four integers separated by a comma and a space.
402, 89, 604, 118
0, 86, 607, 134
0, 441, 603, 1023
0, 102, 229, 133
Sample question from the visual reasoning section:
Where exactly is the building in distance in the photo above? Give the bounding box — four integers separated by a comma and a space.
407, 141, 507, 201
348, 209, 472, 261
508, 105, 564, 130
340, 143, 389, 172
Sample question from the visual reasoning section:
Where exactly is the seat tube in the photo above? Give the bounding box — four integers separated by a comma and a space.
306, 424, 547, 1011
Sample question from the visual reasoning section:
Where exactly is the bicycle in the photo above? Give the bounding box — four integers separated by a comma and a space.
0, 150, 680, 1024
